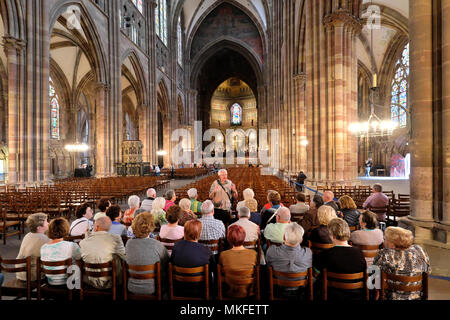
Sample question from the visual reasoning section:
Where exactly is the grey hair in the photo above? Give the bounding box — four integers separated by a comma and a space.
284, 223, 304, 246
146, 188, 156, 198
179, 198, 192, 211
276, 207, 291, 222
238, 206, 251, 218
243, 188, 254, 200
152, 197, 166, 211
218, 169, 228, 176
201, 200, 215, 215
165, 189, 175, 200
133, 208, 147, 219
26, 213, 48, 233
187, 188, 198, 199
128, 195, 140, 208
95, 216, 112, 231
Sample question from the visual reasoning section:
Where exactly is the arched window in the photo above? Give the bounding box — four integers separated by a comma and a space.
49, 77, 60, 139
177, 15, 183, 66
155, 0, 167, 45
391, 43, 409, 128
230, 103, 242, 126
132, 0, 143, 13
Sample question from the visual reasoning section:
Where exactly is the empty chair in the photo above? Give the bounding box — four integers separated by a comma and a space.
0, 256, 32, 300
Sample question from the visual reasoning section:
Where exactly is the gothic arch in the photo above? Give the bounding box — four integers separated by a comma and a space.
0, 0, 25, 39
157, 80, 170, 117
121, 49, 148, 107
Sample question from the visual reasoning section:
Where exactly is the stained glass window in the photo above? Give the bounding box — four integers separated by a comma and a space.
155, 0, 167, 45
177, 16, 183, 66
49, 77, 60, 140
230, 103, 242, 125
132, 0, 143, 13
391, 43, 409, 128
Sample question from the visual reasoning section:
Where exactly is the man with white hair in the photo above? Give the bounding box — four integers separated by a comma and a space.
188, 188, 202, 214
79, 216, 126, 289
229, 206, 260, 242
141, 188, 156, 212
266, 223, 312, 298
198, 200, 225, 254
263, 207, 292, 244
209, 169, 238, 212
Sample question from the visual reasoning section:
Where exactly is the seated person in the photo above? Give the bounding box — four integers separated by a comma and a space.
363, 184, 389, 221
236, 188, 256, 211
263, 207, 291, 245
123, 195, 140, 225
323, 191, 339, 212
79, 216, 126, 289
299, 194, 323, 233
178, 198, 198, 226
315, 218, 367, 300
266, 223, 312, 299
151, 197, 168, 231
349, 210, 384, 266
163, 190, 176, 212
125, 212, 169, 295
229, 206, 260, 243
198, 200, 226, 255
219, 225, 257, 299
16, 213, 50, 281
140, 188, 156, 212
69, 203, 93, 236
308, 205, 337, 245
337, 195, 360, 228
373, 227, 431, 300
245, 198, 261, 226
187, 188, 203, 215
94, 198, 111, 221
289, 193, 310, 217
106, 204, 127, 236
159, 205, 185, 255
260, 191, 282, 229
213, 200, 232, 226
40, 217, 81, 286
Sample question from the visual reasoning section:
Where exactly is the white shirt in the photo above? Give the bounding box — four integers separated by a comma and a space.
229, 218, 259, 242
69, 217, 93, 236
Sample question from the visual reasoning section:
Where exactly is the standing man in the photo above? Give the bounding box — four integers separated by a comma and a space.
365, 158, 373, 177
296, 171, 307, 192
209, 169, 238, 213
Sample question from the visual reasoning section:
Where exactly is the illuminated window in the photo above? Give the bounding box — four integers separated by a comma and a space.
230, 103, 242, 126
155, 0, 167, 45
132, 0, 143, 13
391, 43, 409, 128
177, 16, 182, 66
49, 77, 60, 139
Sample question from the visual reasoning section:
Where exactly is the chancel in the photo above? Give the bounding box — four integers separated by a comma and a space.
0, 0, 449, 303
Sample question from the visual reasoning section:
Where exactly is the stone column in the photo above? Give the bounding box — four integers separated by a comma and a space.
138, 104, 149, 162
441, 0, 450, 225
409, 0, 434, 222
95, 82, 110, 177
3, 36, 26, 186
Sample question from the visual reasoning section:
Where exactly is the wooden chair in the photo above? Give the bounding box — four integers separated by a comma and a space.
380, 271, 428, 300
157, 237, 183, 254
243, 237, 261, 264
369, 206, 389, 223
122, 261, 161, 300
0, 256, 32, 300
309, 241, 334, 255
63, 234, 85, 242
36, 257, 74, 300
352, 244, 382, 259
168, 263, 210, 300
268, 266, 313, 300
198, 238, 222, 253
79, 260, 117, 301
121, 235, 129, 246
349, 225, 360, 232
0, 206, 22, 245
266, 239, 282, 249
217, 264, 260, 300
322, 269, 369, 300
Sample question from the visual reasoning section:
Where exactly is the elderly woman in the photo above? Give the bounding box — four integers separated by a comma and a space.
219, 225, 257, 298
315, 218, 367, 300
308, 205, 337, 245
125, 212, 169, 295
300, 194, 323, 233
16, 213, 50, 281
106, 204, 127, 236
178, 198, 198, 226
373, 227, 431, 300
338, 195, 360, 227
123, 195, 140, 224
260, 191, 282, 229
245, 198, 261, 226
94, 197, 111, 221
159, 205, 184, 255
236, 188, 255, 211
40, 218, 81, 286
349, 210, 384, 266
187, 188, 202, 214
69, 202, 94, 236
151, 197, 168, 230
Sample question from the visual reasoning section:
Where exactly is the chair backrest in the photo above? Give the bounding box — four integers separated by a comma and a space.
268, 266, 313, 300
352, 244, 382, 258
349, 225, 360, 232
157, 237, 183, 253
36, 257, 73, 300
266, 239, 282, 249
168, 262, 210, 300
381, 271, 428, 300
121, 235, 129, 246
217, 264, 260, 300
0, 256, 32, 300
323, 269, 369, 300
122, 261, 161, 300
198, 239, 221, 253
79, 260, 116, 300
309, 241, 334, 254
63, 234, 85, 242
368, 206, 389, 222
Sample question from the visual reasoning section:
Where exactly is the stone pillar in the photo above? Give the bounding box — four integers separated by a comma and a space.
409, 0, 434, 222
3, 36, 25, 186
293, 73, 307, 173
95, 82, 110, 177
138, 104, 149, 162
441, 0, 450, 225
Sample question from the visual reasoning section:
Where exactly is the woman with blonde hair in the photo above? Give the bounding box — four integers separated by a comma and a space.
337, 195, 360, 227
373, 227, 431, 300
236, 188, 255, 211
178, 198, 198, 226
308, 205, 337, 244
245, 198, 261, 226
151, 196, 168, 230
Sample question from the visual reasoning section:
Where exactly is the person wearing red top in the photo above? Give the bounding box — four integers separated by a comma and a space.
164, 189, 177, 211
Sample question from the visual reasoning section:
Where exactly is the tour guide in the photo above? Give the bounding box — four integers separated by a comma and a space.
209, 169, 238, 212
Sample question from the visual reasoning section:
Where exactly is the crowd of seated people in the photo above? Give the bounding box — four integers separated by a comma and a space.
4, 179, 432, 301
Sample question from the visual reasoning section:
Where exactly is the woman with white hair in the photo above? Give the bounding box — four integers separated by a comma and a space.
178, 198, 198, 226
123, 195, 140, 224
307, 205, 337, 245
373, 227, 431, 300
236, 188, 256, 211
187, 188, 202, 214
151, 196, 168, 231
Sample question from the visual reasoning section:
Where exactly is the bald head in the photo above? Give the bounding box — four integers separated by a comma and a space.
94, 216, 112, 232
323, 191, 334, 203
276, 207, 291, 223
